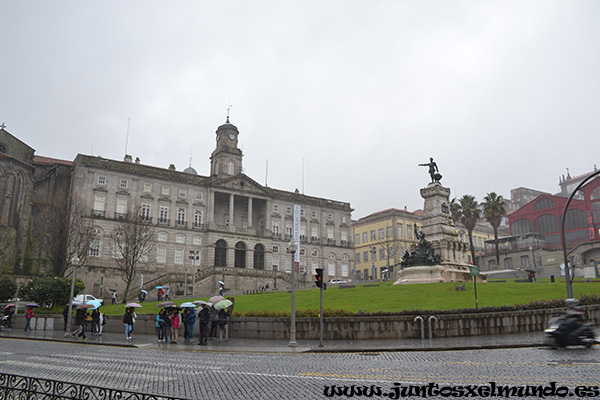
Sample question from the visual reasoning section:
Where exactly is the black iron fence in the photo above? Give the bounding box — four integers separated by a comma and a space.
0, 373, 188, 400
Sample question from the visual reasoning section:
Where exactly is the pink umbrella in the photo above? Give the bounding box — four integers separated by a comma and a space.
3, 304, 15, 309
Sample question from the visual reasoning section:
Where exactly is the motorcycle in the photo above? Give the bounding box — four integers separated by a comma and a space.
544, 307, 597, 349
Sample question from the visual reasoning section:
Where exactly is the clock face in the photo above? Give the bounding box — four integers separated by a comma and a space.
228, 133, 235, 140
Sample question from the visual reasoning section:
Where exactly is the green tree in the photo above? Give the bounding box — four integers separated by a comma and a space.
482, 192, 507, 266
19, 277, 84, 307
0, 276, 17, 301
453, 195, 481, 265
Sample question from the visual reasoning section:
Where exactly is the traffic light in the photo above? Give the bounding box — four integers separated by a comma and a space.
315, 268, 323, 288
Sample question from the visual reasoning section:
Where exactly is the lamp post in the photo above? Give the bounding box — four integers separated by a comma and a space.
189, 250, 199, 296
288, 239, 298, 347
64, 255, 79, 336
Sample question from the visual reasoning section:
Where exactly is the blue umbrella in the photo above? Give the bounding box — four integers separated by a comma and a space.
85, 300, 102, 309
155, 286, 163, 289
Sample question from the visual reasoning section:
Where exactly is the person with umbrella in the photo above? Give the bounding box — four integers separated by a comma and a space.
72, 306, 90, 340
170, 307, 181, 344
24, 305, 35, 332
3, 304, 15, 329
184, 307, 196, 342
123, 307, 135, 340
197, 303, 210, 346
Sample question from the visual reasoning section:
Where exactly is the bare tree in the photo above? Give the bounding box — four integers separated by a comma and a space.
371, 224, 398, 280
42, 197, 94, 277
111, 205, 155, 303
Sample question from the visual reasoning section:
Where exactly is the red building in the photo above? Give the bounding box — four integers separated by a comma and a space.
509, 176, 600, 248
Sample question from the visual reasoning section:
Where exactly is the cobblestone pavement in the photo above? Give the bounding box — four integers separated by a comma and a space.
1, 332, 599, 399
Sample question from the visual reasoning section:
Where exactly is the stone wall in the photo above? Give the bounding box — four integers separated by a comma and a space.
13, 305, 600, 340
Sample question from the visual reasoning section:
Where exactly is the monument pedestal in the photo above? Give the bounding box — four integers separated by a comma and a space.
394, 182, 483, 285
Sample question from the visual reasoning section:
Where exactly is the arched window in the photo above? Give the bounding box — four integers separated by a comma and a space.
591, 187, 600, 200
214, 239, 227, 267
534, 214, 560, 235
564, 209, 587, 230
253, 244, 265, 270
234, 241, 246, 268
511, 218, 534, 235
534, 198, 555, 210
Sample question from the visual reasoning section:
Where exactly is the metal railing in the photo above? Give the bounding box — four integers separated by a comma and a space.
0, 373, 188, 400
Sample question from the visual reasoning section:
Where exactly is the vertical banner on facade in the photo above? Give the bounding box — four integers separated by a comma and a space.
293, 205, 301, 268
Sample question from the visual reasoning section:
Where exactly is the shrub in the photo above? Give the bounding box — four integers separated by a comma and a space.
0, 276, 17, 301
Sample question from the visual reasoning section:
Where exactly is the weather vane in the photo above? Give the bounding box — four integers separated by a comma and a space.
226, 103, 233, 123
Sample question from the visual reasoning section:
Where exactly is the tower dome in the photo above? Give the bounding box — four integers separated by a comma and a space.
183, 166, 197, 175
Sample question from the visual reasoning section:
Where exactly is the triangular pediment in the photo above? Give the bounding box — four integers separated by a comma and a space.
210, 173, 272, 196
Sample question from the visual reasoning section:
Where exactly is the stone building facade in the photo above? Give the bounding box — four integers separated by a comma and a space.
72, 119, 354, 298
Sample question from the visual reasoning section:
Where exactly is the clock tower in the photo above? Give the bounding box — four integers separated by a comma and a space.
210, 117, 243, 178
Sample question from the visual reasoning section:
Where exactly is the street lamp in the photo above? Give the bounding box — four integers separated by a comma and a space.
189, 250, 200, 296
64, 255, 79, 337
288, 239, 298, 347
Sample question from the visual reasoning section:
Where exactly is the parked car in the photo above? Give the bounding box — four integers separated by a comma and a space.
327, 279, 348, 285
72, 294, 104, 307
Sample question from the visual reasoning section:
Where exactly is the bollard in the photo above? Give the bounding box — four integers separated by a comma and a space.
413, 316, 424, 339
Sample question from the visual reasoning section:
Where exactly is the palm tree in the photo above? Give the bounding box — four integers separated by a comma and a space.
482, 192, 507, 266
454, 195, 481, 265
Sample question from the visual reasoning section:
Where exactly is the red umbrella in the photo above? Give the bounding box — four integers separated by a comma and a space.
3, 304, 15, 309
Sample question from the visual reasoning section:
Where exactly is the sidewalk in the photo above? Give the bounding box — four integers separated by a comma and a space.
0, 328, 550, 353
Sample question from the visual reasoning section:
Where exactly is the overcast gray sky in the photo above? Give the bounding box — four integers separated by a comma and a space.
2, 1, 599, 219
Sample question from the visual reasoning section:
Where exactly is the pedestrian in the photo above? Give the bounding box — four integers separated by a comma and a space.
4, 305, 15, 329
123, 307, 134, 340
112, 291, 117, 305
62, 305, 69, 331
72, 308, 88, 340
157, 288, 164, 301
164, 287, 171, 301
98, 310, 107, 336
185, 308, 196, 341
218, 308, 231, 343
198, 303, 210, 345
181, 307, 189, 339
164, 309, 172, 343
24, 306, 34, 331
156, 309, 166, 342
208, 305, 219, 340
171, 308, 181, 344
91, 308, 101, 335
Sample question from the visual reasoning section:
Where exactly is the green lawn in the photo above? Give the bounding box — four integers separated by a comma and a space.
97, 279, 600, 316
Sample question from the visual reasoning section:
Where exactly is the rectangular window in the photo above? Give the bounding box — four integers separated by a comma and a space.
356, 253, 361, 263
341, 263, 348, 277
327, 213, 333, 221
161, 186, 170, 196
328, 262, 335, 276
354, 234, 360, 244
363, 251, 368, 263
327, 227, 334, 240
273, 204, 279, 213
192, 236, 202, 246
341, 230, 347, 242
176, 234, 185, 244
194, 210, 202, 227
311, 210, 317, 219
272, 221, 280, 235
520, 255, 530, 267
159, 206, 169, 223
379, 248, 385, 260
488, 259, 497, 269
370, 230, 376, 241
272, 257, 279, 271
94, 195, 105, 212
177, 208, 186, 225
141, 203, 151, 221
157, 232, 168, 242
387, 226, 393, 238
341, 215, 347, 224
286, 206, 292, 214
312, 261, 319, 274
97, 176, 106, 185
397, 224, 403, 237
157, 247, 166, 264
407, 227, 413, 239
116, 198, 127, 218
371, 251, 376, 263
300, 208, 305, 217
362, 232, 368, 243
89, 240, 100, 257
174, 248, 184, 265
378, 228, 384, 239
195, 192, 203, 201
272, 245, 279, 253
119, 179, 128, 189
179, 189, 187, 198
143, 183, 152, 192
504, 258, 513, 268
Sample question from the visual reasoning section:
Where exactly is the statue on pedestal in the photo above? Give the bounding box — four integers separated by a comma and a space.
400, 224, 442, 269
419, 157, 442, 183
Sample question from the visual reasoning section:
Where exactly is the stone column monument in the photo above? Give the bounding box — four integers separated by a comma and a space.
394, 159, 478, 284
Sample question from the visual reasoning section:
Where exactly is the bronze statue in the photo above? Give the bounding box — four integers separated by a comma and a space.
419, 157, 442, 183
